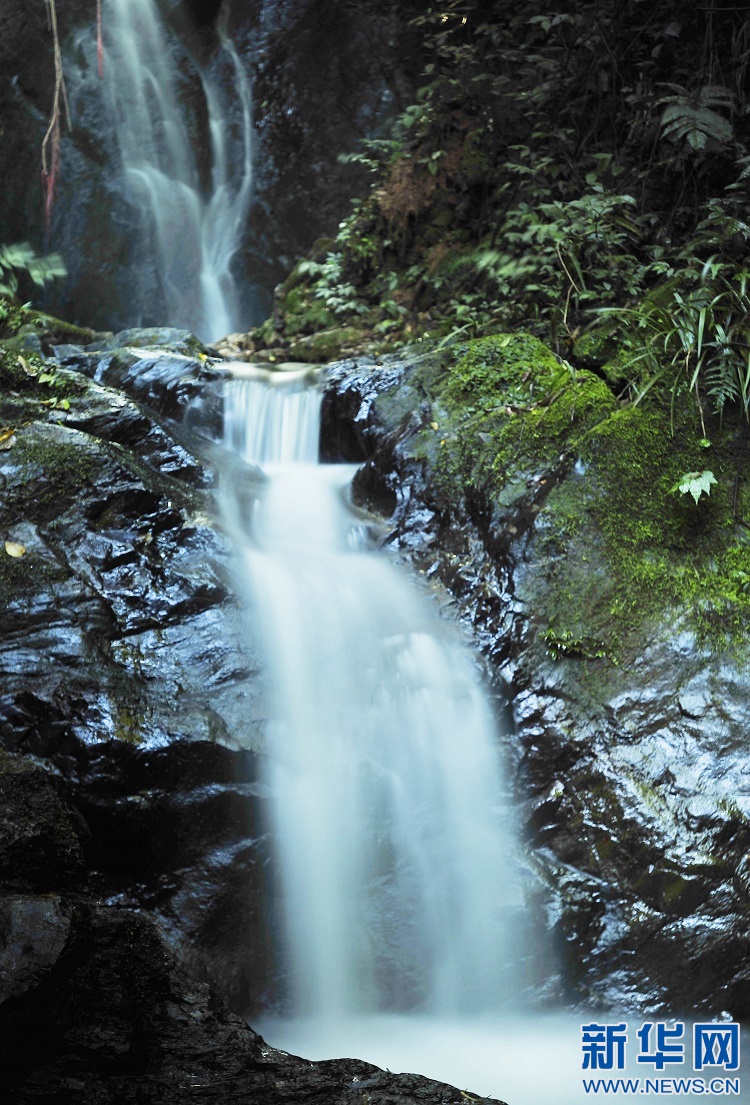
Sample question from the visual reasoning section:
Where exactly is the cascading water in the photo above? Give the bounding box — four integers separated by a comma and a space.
102, 0, 253, 342
219, 370, 523, 1020
214, 373, 717, 1105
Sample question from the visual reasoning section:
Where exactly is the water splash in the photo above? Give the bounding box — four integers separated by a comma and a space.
103, 0, 253, 341
219, 372, 523, 1017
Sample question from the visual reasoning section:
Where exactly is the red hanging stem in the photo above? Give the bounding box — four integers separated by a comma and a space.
42, 127, 61, 238
41, 0, 70, 238
97, 0, 104, 79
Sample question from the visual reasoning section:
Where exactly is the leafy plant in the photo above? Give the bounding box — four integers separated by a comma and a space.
657, 84, 735, 154
670, 470, 718, 504
0, 243, 66, 298
596, 265, 750, 427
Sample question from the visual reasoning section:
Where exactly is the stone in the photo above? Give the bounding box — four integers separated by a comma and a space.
320, 347, 750, 1016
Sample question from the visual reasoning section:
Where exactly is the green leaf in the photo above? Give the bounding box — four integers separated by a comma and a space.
670, 470, 718, 504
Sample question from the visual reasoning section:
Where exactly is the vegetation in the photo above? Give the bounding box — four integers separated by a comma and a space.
244, 1, 750, 657
256, 0, 750, 424
0, 243, 66, 302
402, 332, 750, 661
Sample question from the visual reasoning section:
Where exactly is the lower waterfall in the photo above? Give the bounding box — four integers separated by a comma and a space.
214, 369, 701, 1104
220, 369, 522, 1017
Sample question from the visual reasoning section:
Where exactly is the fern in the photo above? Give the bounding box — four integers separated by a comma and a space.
705, 357, 740, 414
597, 266, 750, 425
658, 84, 735, 152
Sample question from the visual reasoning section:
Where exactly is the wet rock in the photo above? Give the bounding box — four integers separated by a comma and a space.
0, 751, 85, 889
0, 342, 274, 1014
90, 327, 204, 354
321, 349, 750, 1016
56, 340, 224, 421
0, 738, 504, 1105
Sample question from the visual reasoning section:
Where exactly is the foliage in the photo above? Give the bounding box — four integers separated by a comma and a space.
0, 244, 66, 299
670, 470, 718, 504
258, 0, 750, 445
595, 260, 750, 426
657, 83, 735, 154
246, 1, 750, 657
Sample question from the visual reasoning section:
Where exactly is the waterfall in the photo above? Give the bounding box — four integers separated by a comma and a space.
219, 371, 523, 1018
103, 0, 253, 342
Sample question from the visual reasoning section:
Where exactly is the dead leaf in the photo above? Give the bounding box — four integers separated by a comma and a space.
4, 541, 26, 558
0, 428, 16, 450
16, 355, 37, 376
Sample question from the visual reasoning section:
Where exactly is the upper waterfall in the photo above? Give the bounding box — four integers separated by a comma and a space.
103, 0, 253, 342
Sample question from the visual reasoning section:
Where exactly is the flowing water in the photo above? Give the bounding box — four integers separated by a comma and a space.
216, 371, 569, 1104
216, 373, 744, 1105
103, 0, 253, 341
219, 370, 523, 1018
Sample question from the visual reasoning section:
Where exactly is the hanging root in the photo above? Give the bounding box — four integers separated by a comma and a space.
97, 0, 104, 79
41, 0, 72, 238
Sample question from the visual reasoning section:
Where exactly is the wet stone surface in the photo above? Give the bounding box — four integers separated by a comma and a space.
322, 352, 750, 1017
0, 337, 510, 1102
0, 338, 272, 1010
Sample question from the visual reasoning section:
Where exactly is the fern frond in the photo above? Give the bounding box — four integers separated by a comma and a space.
705, 358, 740, 413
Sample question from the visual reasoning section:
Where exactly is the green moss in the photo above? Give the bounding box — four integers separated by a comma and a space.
282, 284, 336, 337
2, 429, 99, 526
288, 326, 367, 363
407, 330, 750, 661
0, 342, 87, 418
111, 705, 146, 745
529, 397, 750, 659
442, 332, 562, 408
420, 331, 617, 502
0, 297, 97, 344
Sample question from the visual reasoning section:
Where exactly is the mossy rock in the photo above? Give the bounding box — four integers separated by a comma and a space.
281, 284, 336, 337
393, 330, 750, 661
0, 297, 98, 346
523, 395, 750, 661
288, 326, 367, 363
416, 331, 617, 502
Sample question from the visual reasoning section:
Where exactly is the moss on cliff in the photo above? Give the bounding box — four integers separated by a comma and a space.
413, 332, 616, 501
404, 332, 750, 661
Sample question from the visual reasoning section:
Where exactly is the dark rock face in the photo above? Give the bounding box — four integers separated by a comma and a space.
0, 750, 85, 888
245, 0, 420, 293
322, 354, 750, 1017
0, 335, 510, 1103
0, 334, 275, 1011
0, 749, 506, 1105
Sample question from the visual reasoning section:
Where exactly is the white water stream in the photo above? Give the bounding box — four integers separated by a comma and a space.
215, 371, 742, 1105
221, 371, 522, 1019
103, 0, 253, 341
